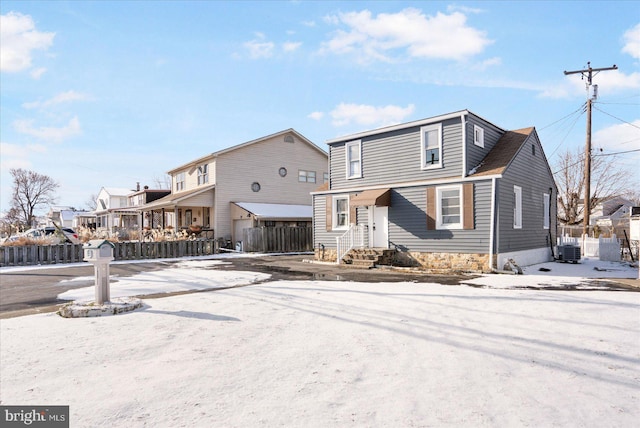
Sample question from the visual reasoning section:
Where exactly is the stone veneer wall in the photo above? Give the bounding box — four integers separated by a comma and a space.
395, 251, 493, 274
315, 248, 494, 273
315, 248, 338, 263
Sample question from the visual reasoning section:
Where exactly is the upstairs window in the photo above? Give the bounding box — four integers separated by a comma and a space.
346, 140, 362, 179
298, 170, 316, 183
421, 124, 442, 169
197, 164, 209, 185
514, 185, 522, 229
473, 125, 484, 148
176, 172, 185, 191
323, 172, 329, 184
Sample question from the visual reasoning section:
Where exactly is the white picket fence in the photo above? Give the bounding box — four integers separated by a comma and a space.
557, 235, 621, 261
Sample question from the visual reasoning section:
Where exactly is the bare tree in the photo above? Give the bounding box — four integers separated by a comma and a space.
85, 193, 98, 211
554, 148, 633, 225
8, 168, 59, 228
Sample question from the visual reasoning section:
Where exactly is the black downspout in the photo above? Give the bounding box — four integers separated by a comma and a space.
549, 187, 555, 259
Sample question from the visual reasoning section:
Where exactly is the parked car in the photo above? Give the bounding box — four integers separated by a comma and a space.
4, 227, 81, 244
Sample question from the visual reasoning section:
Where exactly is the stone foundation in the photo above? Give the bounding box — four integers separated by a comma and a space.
315, 248, 338, 263
316, 247, 494, 274
394, 251, 493, 274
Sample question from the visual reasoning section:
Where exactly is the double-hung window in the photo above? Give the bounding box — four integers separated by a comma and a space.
421, 124, 442, 169
176, 172, 185, 191
437, 185, 462, 229
346, 140, 361, 179
543, 193, 550, 229
333, 196, 349, 229
197, 164, 209, 185
514, 185, 522, 229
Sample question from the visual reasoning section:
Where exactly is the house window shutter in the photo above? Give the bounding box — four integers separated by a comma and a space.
350, 200, 357, 226
463, 183, 474, 230
326, 196, 332, 231
426, 187, 436, 230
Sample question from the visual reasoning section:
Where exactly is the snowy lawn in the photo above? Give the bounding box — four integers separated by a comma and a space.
1, 257, 639, 427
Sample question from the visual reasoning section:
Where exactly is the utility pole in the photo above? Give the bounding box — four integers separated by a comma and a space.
564, 62, 618, 237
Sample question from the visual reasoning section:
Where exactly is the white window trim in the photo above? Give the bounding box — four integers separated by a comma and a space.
436, 184, 463, 230
473, 125, 484, 148
421, 123, 443, 170
332, 195, 350, 230
543, 193, 550, 229
197, 164, 209, 185
298, 170, 317, 183
345, 140, 362, 179
514, 185, 522, 229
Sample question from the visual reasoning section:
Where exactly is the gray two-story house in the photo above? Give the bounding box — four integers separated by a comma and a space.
312, 110, 557, 273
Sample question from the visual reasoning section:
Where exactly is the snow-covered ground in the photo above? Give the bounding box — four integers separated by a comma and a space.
1, 256, 638, 427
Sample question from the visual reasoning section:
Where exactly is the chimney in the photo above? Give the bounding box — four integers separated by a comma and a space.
136, 182, 140, 191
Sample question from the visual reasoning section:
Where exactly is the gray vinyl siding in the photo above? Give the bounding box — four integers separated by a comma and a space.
388, 183, 492, 254
314, 181, 493, 253
465, 114, 504, 174
496, 135, 557, 253
329, 117, 464, 190
312, 195, 370, 250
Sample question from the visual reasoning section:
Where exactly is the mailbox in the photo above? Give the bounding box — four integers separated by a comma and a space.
83, 240, 115, 263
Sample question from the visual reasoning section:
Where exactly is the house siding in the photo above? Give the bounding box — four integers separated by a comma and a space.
465, 114, 504, 175
496, 134, 557, 253
215, 134, 327, 239
313, 181, 493, 253
389, 182, 492, 254
329, 117, 465, 190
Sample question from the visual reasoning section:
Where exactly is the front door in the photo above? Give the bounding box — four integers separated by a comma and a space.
369, 206, 388, 248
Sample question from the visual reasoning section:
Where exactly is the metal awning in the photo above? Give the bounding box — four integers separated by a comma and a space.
350, 188, 391, 207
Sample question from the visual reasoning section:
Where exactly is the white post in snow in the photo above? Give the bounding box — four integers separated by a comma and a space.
83, 240, 115, 305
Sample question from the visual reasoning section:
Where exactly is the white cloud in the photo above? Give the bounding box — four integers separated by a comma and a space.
283, 41, 302, 53
30, 67, 47, 79
13, 116, 82, 142
302, 20, 316, 27
308, 111, 324, 120
0, 141, 47, 170
244, 33, 274, 59
22, 91, 91, 109
320, 8, 492, 64
593, 120, 640, 152
622, 23, 640, 59
0, 12, 55, 73
330, 103, 415, 127
558, 70, 640, 98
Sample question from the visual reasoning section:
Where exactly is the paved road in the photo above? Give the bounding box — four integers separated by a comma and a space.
0, 255, 466, 318
1, 254, 637, 319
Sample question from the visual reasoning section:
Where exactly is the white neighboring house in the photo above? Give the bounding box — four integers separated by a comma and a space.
590, 197, 635, 227
46, 206, 74, 228
94, 187, 138, 231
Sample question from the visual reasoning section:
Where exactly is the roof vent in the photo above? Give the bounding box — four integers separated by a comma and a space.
284, 135, 294, 143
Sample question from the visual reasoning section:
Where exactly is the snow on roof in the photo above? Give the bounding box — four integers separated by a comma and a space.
234, 202, 312, 219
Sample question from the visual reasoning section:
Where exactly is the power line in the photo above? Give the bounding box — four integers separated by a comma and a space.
592, 105, 640, 130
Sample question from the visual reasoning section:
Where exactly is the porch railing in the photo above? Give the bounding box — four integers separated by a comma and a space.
336, 224, 365, 264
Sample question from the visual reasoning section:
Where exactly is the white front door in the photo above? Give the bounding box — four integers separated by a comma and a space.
369, 206, 389, 248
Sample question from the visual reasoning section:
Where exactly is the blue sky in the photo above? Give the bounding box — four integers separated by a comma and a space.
1, 1, 639, 213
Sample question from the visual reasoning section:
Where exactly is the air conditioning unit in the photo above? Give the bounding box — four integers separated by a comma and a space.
557, 245, 581, 263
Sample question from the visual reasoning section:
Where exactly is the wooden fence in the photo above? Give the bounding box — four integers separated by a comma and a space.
0, 238, 219, 267
242, 227, 312, 253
